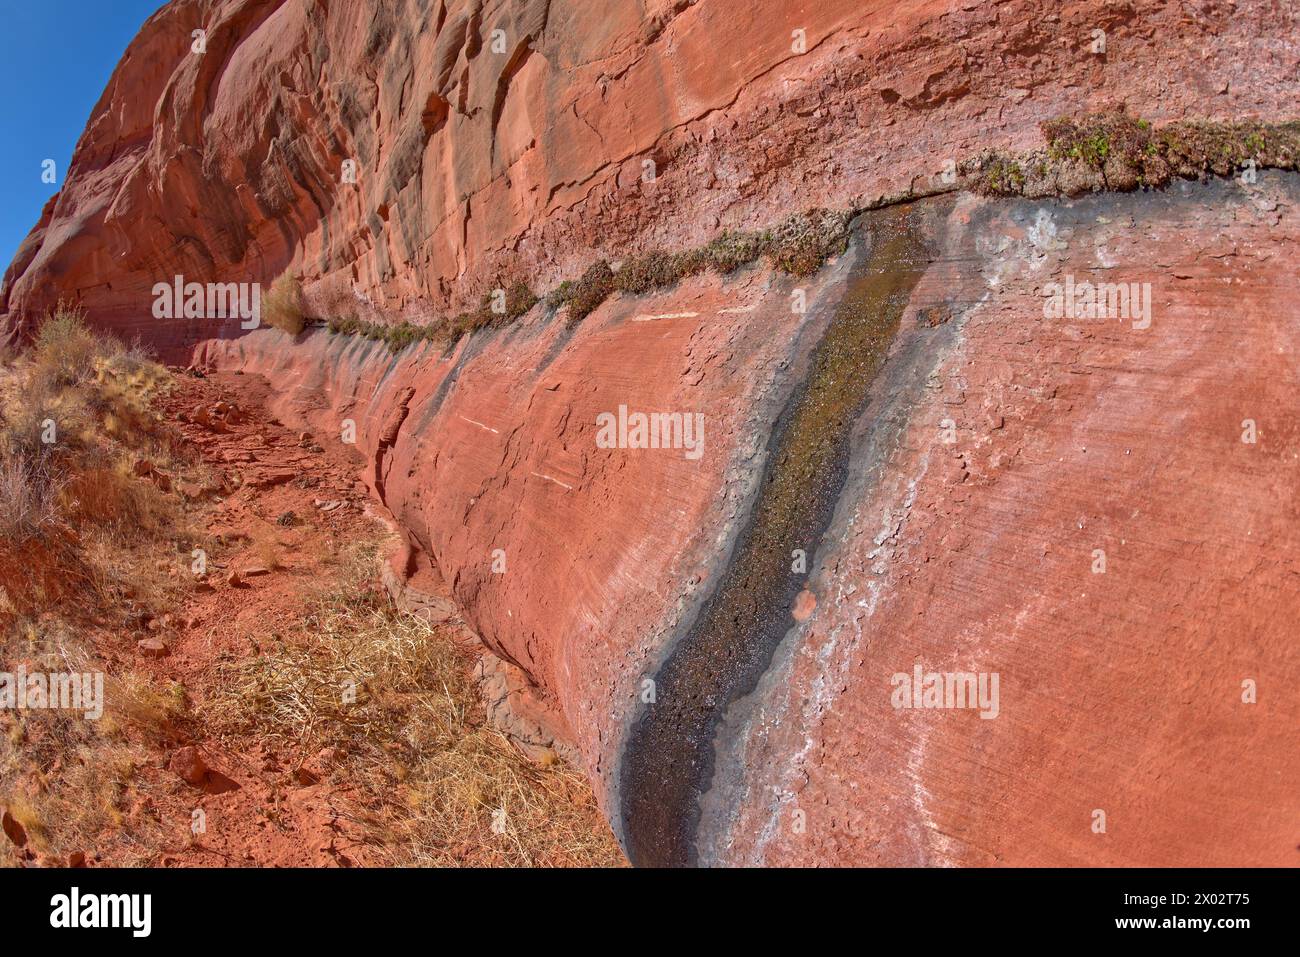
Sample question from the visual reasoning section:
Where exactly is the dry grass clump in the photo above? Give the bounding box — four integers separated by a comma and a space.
250, 534, 285, 572
1, 715, 179, 866
0, 619, 187, 865
31, 309, 101, 387
207, 546, 626, 867
0, 306, 187, 623
263, 273, 306, 336
0, 445, 62, 546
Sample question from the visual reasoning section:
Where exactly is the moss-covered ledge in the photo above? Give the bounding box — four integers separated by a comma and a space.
305, 110, 1298, 355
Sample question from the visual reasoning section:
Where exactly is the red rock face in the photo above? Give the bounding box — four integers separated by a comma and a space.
193, 261, 824, 791
7, 0, 1299, 866
195, 173, 1300, 867
4, 0, 1298, 352
706, 178, 1300, 867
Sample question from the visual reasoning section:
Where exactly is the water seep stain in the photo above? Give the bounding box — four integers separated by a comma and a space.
618, 203, 935, 867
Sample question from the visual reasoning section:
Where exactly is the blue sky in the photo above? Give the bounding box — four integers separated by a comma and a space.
0, 0, 164, 270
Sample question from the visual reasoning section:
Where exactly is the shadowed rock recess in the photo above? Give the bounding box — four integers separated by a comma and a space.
6, 0, 1300, 866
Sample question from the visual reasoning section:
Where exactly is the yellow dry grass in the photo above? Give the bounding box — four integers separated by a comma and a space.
207, 545, 627, 868
0, 306, 192, 866
1, 307, 623, 868
263, 273, 306, 335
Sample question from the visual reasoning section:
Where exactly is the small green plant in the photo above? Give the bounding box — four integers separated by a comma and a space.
984, 158, 1026, 193
764, 209, 852, 277
558, 260, 616, 325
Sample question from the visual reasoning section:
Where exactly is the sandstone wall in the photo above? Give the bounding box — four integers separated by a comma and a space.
6, 0, 1299, 865
198, 172, 1300, 865
5, 0, 1298, 353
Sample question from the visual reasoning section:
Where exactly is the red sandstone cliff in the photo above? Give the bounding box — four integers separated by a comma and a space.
6, 0, 1299, 866
5, 0, 1298, 349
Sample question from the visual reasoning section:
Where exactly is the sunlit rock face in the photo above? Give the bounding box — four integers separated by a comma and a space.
196, 173, 1300, 867
4, 0, 1297, 352
7, 0, 1299, 866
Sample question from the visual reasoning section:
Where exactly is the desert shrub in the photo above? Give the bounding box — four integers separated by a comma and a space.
0, 448, 61, 545
263, 273, 306, 335
0, 638, 184, 863
31, 306, 99, 388
311, 278, 364, 325
0, 314, 179, 622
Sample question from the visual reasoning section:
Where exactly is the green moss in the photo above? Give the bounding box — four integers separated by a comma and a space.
562, 260, 616, 325
326, 314, 439, 353
618, 203, 932, 866
698, 230, 768, 274
1043, 111, 1142, 169
976, 111, 1298, 196
984, 157, 1026, 194
763, 209, 853, 278
543, 280, 573, 311
614, 250, 689, 294
501, 281, 539, 322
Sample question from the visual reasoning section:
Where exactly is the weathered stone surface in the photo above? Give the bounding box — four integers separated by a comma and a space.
705, 176, 1300, 867
4, 0, 1298, 358
5, 0, 1298, 867
196, 173, 1300, 866
195, 259, 821, 784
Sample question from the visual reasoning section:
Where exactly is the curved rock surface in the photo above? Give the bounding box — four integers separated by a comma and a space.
195, 171, 1300, 866
5, 0, 1298, 351
7, 0, 1300, 866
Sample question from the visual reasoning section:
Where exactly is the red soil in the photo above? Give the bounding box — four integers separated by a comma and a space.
123, 370, 383, 867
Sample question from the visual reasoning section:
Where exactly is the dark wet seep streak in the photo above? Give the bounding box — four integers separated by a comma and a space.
618, 205, 933, 867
